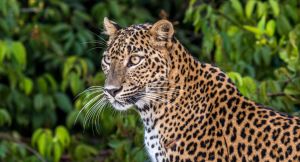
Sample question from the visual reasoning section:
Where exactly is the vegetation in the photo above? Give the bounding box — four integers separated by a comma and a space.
0, 0, 299, 161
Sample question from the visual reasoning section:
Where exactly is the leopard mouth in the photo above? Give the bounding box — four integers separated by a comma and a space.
110, 99, 134, 110
106, 89, 147, 110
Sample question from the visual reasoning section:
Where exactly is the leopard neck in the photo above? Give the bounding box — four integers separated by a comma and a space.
136, 38, 243, 130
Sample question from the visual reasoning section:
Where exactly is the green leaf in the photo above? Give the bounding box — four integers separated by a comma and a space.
12, 41, 27, 69
32, 128, 43, 146
54, 92, 72, 113
242, 77, 256, 94
0, 0, 8, 16
7, 67, 17, 89
23, 77, 33, 95
70, 73, 80, 96
243, 25, 262, 35
289, 30, 298, 49
37, 77, 48, 94
37, 133, 47, 157
79, 59, 88, 76
284, 85, 300, 95
0, 109, 11, 126
10, 1, 19, 17
230, 0, 244, 18
245, 0, 256, 19
268, 80, 277, 94
55, 125, 70, 147
64, 36, 75, 52
53, 142, 62, 162
257, 15, 266, 34
45, 95, 56, 110
265, 19, 276, 36
108, 140, 121, 149
183, 7, 193, 23
66, 110, 80, 128
134, 149, 145, 162
61, 79, 68, 92
227, 72, 243, 86
259, 81, 268, 101
261, 47, 271, 66
74, 145, 84, 162
44, 129, 53, 157
269, 0, 280, 17
75, 144, 97, 162
0, 41, 6, 63
74, 10, 92, 22
34, 94, 44, 112
285, 4, 298, 22
108, 1, 121, 18
276, 15, 292, 36
51, 23, 70, 33
192, 7, 201, 27
134, 133, 144, 148
44, 73, 57, 91
57, 1, 69, 16
278, 67, 289, 76
257, 2, 267, 18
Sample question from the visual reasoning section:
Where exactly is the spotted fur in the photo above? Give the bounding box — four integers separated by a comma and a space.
101, 18, 300, 162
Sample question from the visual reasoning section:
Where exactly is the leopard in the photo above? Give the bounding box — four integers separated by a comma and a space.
100, 17, 300, 162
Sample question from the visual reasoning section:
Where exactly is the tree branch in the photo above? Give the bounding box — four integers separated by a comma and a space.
60, 149, 112, 160
213, 10, 245, 31
171, 2, 189, 22
285, 74, 300, 92
267, 92, 286, 97
0, 134, 47, 162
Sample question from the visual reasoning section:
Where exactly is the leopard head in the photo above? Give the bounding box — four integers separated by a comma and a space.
101, 17, 175, 110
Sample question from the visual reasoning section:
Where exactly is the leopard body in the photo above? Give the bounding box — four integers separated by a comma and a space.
101, 18, 300, 162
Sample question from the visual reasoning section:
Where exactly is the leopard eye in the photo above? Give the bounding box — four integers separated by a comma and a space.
129, 56, 141, 66
104, 56, 111, 64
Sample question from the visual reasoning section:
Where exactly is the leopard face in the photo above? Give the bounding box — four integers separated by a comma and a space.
102, 18, 173, 111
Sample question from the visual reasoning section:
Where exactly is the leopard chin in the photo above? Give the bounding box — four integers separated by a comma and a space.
111, 101, 133, 111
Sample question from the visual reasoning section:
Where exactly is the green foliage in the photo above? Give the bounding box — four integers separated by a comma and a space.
0, 109, 11, 126
31, 126, 70, 161
184, 0, 300, 113
0, 0, 299, 161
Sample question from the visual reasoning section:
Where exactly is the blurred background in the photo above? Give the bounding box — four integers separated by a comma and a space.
0, 0, 299, 161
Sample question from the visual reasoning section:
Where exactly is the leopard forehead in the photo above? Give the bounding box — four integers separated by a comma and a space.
105, 23, 153, 57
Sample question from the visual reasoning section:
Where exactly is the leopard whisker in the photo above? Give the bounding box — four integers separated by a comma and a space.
147, 80, 184, 88
81, 41, 107, 45
73, 87, 103, 100
147, 87, 190, 94
147, 90, 184, 101
86, 30, 108, 46
84, 97, 105, 130
75, 93, 104, 126
137, 92, 175, 108
85, 47, 105, 53
95, 100, 109, 134
83, 90, 104, 102
138, 91, 181, 110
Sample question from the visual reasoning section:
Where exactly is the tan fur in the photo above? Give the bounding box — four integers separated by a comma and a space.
101, 18, 300, 162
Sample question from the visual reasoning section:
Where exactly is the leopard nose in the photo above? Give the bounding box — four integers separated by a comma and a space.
105, 86, 123, 97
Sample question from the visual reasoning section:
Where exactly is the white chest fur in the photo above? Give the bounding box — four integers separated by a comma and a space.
144, 127, 165, 161
137, 102, 167, 161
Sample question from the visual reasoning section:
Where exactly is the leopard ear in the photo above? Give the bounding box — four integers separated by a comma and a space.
150, 20, 174, 47
103, 17, 122, 44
